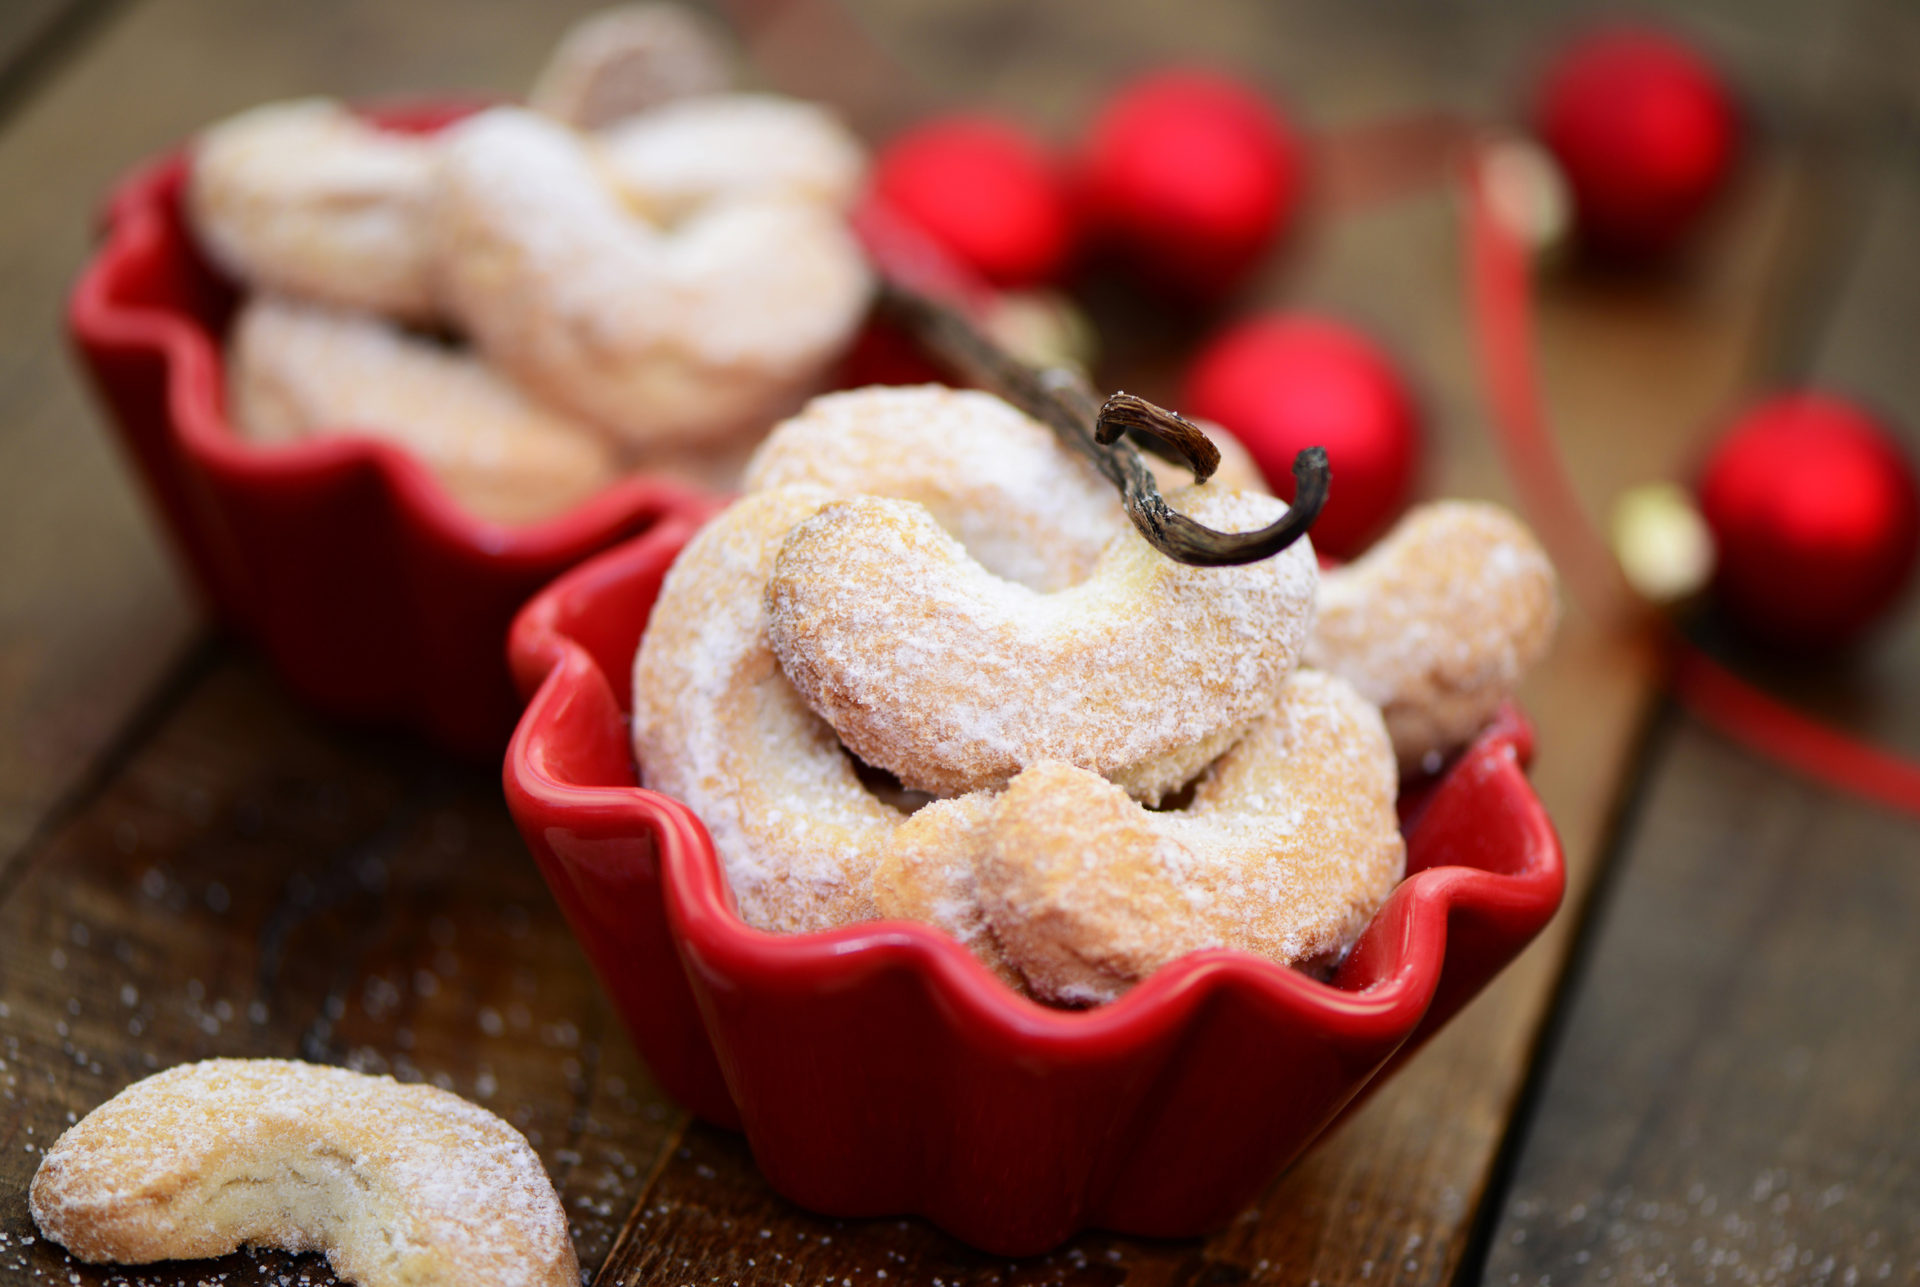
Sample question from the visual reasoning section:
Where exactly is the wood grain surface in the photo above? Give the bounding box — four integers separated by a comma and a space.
1478, 716, 1920, 1287
1479, 98, 1920, 1287
0, 2, 1912, 1286
0, 655, 682, 1283
0, 0, 621, 871
575, 145, 1803, 1287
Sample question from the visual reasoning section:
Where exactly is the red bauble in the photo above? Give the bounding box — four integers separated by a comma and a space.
832, 317, 948, 390
1184, 314, 1419, 558
873, 116, 1074, 289
1697, 394, 1920, 651
1533, 26, 1739, 259
1077, 69, 1303, 300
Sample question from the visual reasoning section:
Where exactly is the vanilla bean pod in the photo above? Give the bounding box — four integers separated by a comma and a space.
1095, 391, 1222, 482
879, 281, 1329, 567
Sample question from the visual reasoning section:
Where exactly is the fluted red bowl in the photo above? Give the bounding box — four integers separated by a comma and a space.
67, 101, 717, 756
503, 515, 1566, 1256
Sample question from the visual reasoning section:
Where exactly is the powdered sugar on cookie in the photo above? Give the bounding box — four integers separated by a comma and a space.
764, 485, 1318, 801
29, 1059, 577, 1287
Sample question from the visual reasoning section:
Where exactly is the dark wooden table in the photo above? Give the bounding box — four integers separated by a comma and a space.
2, 2, 1916, 1285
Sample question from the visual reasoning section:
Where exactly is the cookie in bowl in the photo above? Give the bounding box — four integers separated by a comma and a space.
501, 380, 1565, 1247
630, 384, 1558, 1003
70, 5, 873, 751
175, 3, 874, 527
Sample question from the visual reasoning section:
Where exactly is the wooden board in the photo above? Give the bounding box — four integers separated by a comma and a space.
1478, 715, 1920, 1287
0, 0, 630, 870
578, 155, 1806, 1287
0, 0, 198, 870
582, 3, 1837, 1280
0, 0, 98, 113
0, 654, 684, 1283
1480, 98, 1920, 1287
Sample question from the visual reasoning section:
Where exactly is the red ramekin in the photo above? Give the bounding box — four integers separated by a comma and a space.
503, 518, 1567, 1256
67, 102, 718, 756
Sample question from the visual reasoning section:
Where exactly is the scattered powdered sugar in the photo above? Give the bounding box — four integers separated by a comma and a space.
1494, 1170, 1910, 1287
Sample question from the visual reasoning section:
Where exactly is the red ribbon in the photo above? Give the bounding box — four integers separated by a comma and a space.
1461, 141, 1920, 820
852, 94, 1920, 820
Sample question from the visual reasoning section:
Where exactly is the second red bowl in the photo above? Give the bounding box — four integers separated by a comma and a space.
67, 102, 719, 756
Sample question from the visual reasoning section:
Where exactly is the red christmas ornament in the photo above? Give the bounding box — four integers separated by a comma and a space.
1533, 26, 1739, 259
873, 116, 1074, 289
1077, 69, 1303, 300
1697, 394, 1920, 651
1184, 314, 1419, 558
832, 317, 948, 390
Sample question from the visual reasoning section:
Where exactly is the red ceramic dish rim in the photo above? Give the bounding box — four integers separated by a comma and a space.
507, 523, 1564, 1064
69, 98, 708, 573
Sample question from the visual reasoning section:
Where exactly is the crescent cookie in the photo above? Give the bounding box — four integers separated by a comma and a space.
867, 790, 1024, 987
228, 295, 620, 525
187, 99, 439, 323
29, 1059, 577, 1287
1307, 501, 1559, 771
632, 485, 989, 934
742, 385, 1130, 592
431, 107, 873, 453
631, 391, 1554, 1005
743, 387, 1270, 589
530, 3, 737, 130
979, 669, 1404, 1006
599, 93, 868, 224
763, 485, 1320, 802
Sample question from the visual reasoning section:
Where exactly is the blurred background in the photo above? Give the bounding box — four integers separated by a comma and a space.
2, 2, 1916, 1285
8, 0, 1920, 807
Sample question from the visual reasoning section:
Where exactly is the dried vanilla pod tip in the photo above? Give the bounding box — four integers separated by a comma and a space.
29, 1059, 578, 1287
745, 388, 1274, 591
1307, 500, 1559, 772
879, 282, 1331, 569
229, 295, 620, 526
432, 107, 873, 453
764, 485, 1319, 802
599, 93, 868, 222
632, 486, 992, 935
1145, 416, 1270, 496
188, 99, 441, 323
531, 3, 736, 130
745, 388, 1272, 592
980, 670, 1404, 1007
